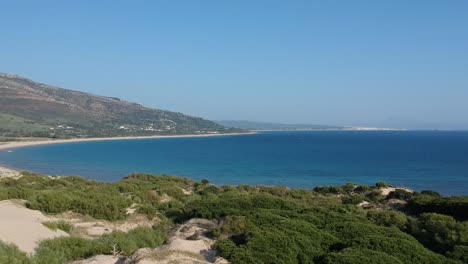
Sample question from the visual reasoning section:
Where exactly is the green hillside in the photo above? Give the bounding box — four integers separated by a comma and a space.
0, 73, 243, 139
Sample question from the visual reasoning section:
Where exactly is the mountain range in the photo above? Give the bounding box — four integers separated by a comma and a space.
0, 73, 241, 138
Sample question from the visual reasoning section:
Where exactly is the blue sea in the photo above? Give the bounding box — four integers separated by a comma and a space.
1, 131, 468, 196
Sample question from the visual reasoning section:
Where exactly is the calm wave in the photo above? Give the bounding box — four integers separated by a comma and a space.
1, 131, 468, 195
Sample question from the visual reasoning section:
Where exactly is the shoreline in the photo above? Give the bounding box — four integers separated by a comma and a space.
0, 165, 21, 179
0, 131, 256, 151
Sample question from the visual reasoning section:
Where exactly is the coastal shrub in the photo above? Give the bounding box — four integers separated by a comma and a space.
406, 195, 468, 221
407, 213, 468, 254
101, 226, 166, 255
117, 173, 194, 202
366, 210, 408, 230
34, 237, 104, 264
33, 226, 166, 263
2, 172, 467, 263
137, 203, 157, 219
0, 187, 8, 200
313, 186, 343, 195
145, 190, 160, 203
6, 186, 32, 200
375, 181, 390, 188
70, 191, 130, 221
215, 213, 335, 263
365, 189, 384, 202
22, 181, 131, 221
123, 173, 194, 189
354, 185, 371, 193
26, 192, 73, 213
342, 183, 357, 193
197, 185, 221, 196
214, 215, 249, 238
420, 190, 441, 197
157, 199, 186, 222
341, 194, 365, 205
201, 178, 209, 184
42, 220, 73, 233
325, 221, 450, 263
184, 188, 452, 264
387, 189, 414, 201
446, 245, 468, 263
316, 248, 404, 264
158, 186, 185, 200
0, 241, 31, 264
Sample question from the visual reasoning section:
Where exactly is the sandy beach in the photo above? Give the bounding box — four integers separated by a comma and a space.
0, 165, 21, 179
0, 132, 255, 151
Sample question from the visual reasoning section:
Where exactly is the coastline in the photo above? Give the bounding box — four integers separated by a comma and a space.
0, 131, 256, 151
0, 165, 21, 179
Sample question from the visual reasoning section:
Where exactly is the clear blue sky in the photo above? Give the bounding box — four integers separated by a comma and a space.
1, 1, 467, 129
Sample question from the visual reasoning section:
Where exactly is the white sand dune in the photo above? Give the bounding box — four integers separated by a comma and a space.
0, 166, 21, 179
379, 187, 414, 196
72, 218, 228, 264
0, 200, 68, 253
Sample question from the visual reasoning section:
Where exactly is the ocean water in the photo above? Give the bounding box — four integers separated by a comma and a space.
1, 131, 468, 196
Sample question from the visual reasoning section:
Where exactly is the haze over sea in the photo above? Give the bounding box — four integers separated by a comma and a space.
1, 131, 468, 196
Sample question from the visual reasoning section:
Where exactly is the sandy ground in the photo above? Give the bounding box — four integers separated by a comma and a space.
379, 187, 414, 196
0, 132, 256, 151
73, 218, 228, 264
0, 200, 68, 253
72, 255, 127, 264
151, 218, 221, 262
0, 165, 21, 179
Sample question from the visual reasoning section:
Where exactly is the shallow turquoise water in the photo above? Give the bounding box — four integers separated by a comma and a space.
1, 131, 468, 195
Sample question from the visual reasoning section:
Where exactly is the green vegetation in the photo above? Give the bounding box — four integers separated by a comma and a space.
375, 181, 391, 188
0, 172, 195, 221
407, 195, 468, 221
0, 74, 244, 139
0, 113, 51, 138
0, 172, 467, 263
0, 241, 30, 264
33, 226, 165, 264
178, 189, 450, 264
42, 221, 73, 233
0, 227, 166, 264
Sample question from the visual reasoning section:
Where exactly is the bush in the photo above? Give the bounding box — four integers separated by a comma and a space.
407, 213, 468, 254
1, 172, 464, 263
201, 179, 210, 185
366, 210, 408, 230
387, 189, 414, 201
342, 183, 357, 193
354, 185, 371, 193
317, 248, 403, 264
102, 226, 166, 255
407, 195, 468, 221
342, 195, 365, 205
313, 186, 344, 195
366, 189, 384, 202
198, 185, 221, 196
159, 186, 184, 200
137, 204, 157, 219
42, 220, 73, 233
34, 237, 104, 264
420, 190, 441, 197
33, 226, 166, 263
446, 245, 468, 263
0, 241, 31, 264
376, 182, 390, 188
